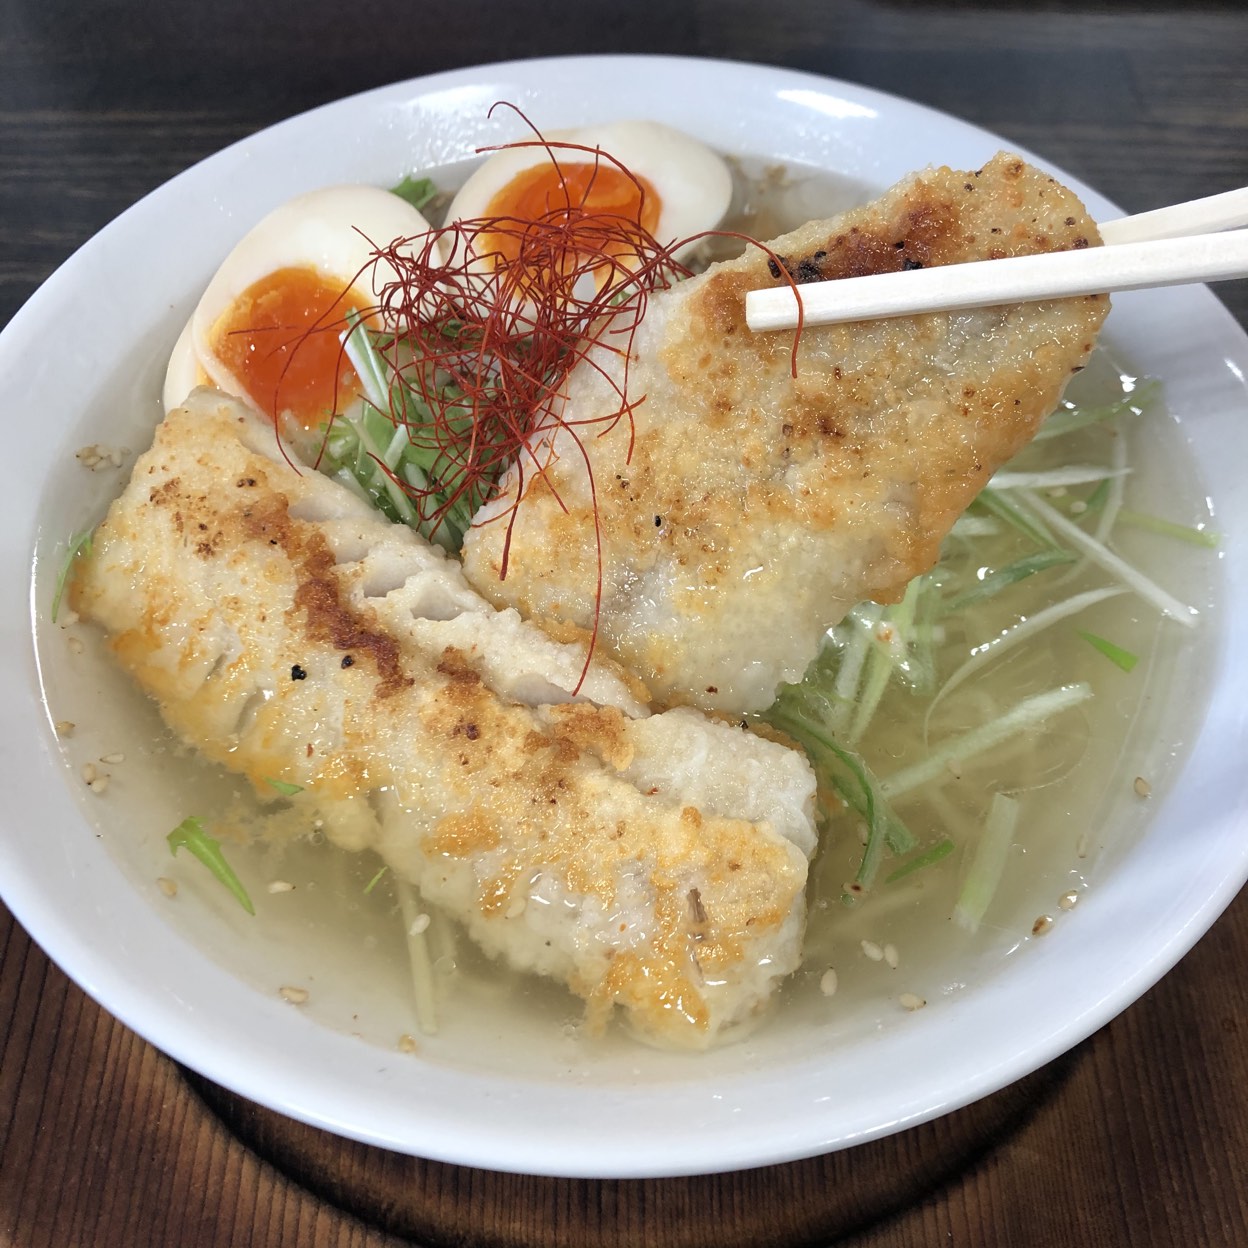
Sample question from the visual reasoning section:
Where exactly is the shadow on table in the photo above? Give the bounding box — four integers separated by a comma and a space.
186, 1048, 1081, 1248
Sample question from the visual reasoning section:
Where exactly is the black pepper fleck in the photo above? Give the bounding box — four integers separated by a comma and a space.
795, 257, 822, 283
341, 655, 354, 668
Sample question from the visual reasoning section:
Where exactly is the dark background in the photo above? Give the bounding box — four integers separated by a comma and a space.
4, 0, 1246, 330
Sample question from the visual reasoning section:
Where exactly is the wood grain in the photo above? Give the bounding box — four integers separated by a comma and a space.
186, 1060, 1069, 1246
2, 1, 1247, 1244
5, 891, 1248, 1247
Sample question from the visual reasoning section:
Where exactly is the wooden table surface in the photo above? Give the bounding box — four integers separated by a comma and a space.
4, 2, 1248, 1245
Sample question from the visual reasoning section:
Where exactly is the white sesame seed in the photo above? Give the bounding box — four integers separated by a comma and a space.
279, 986, 309, 1005
266, 880, 296, 894
1032, 915, 1054, 937
899, 993, 927, 1011
1134, 776, 1152, 798
157, 877, 178, 898
945, 758, 963, 780
66, 636, 84, 656
76, 443, 123, 471
59, 608, 79, 627
883, 943, 900, 969
408, 913, 432, 936
1059, 890, 1079, 911
1069, 500, 1088, 515
398, 1033, 419, 1054
81, 762, 97, 784
87, 775, 110, 795
99, 752, 125, 765
504, 897, 527, 920
861, 939, 884, 962
819, 969, 838, 997
55, 721, 75, 737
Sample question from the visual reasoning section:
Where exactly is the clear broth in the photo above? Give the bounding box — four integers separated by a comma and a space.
32, 157, 1217, 1069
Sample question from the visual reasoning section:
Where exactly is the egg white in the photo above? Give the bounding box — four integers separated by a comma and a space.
444, 121, 733, 263
163, 316, 207, 413
165, 185, 445, 414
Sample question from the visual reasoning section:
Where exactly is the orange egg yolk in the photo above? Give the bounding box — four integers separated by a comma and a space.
212, 266, 366, 431
481, 161, 661, 278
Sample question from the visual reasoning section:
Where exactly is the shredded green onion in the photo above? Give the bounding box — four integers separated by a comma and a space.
885, 838, 955, 884
769, 692, 916, 888
848, 578, 926, 743
949, 515, 1002, 540
264, 777, 304, 796
941, 549, 1075, 614
1032, 380, 1158, 442
1090, 429, 1129, 547
1114, 508, 1220, 549
925, 587, 1125, 727
989, 465, 1130, 491
50, 529, 94, 623
363, 865, 389, 894
389, 175, 438, 213
1082, 478, 1112, 513
771, 374, 1205, 925
1016, 490, 1198, 626
973, 488, 1059, 549
825, 607, 879, 738
326, 312, 480, 551
166, 817, 255, 915
394, 876, 438, 1035
953, 793, 1020, 933
1078, 630, 1140, 672
881, 682, 1093, 801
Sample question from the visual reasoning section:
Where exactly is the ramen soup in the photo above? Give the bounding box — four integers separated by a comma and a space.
35, 148, 1216, 1065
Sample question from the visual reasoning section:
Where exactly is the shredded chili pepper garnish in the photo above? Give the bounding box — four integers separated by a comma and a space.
263, 108, 805, 689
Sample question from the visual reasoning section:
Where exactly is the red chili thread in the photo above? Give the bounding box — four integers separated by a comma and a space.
263, 115, 807, 689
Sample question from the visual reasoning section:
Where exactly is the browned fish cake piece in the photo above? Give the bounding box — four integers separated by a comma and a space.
71, 391, 817, 1050
462, 153, 1108, 713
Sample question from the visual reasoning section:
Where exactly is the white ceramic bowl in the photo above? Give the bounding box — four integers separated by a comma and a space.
4, 55, 1247, 1179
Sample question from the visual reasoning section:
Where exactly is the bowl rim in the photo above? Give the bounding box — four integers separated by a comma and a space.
4, 52, 1248, 1179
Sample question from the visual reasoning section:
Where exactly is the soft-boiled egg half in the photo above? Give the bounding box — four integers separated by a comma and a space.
164, 185, 445, 431
443, 121, 733, 281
